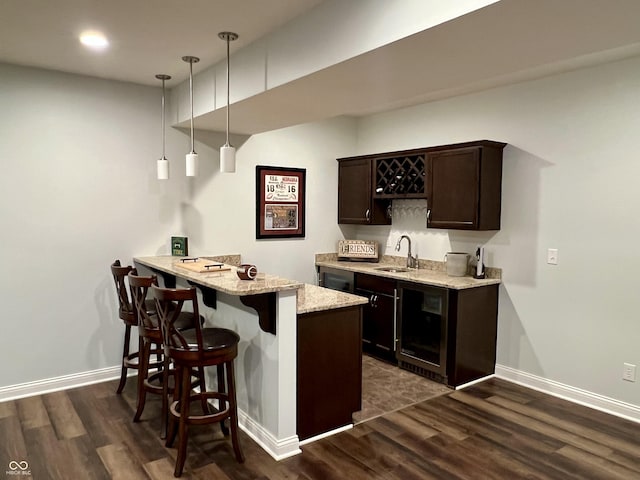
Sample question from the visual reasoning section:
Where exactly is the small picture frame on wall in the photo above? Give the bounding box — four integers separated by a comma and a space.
256, 165, 306, 239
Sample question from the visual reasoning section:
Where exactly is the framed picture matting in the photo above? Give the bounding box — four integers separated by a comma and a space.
256, 165, 306, 239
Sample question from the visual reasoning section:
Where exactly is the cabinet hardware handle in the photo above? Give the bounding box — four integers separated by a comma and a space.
365, 209, 370, 221
393, 288, 398, 351
426, 208, 431, 226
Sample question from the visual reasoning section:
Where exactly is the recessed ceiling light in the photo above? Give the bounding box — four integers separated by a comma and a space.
80, 31, 109, 50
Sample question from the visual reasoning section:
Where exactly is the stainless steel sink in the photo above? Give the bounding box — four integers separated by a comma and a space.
374, 266, 410, 273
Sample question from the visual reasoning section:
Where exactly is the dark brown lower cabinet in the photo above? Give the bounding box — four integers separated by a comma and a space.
446, 284, 499, 386
296, 305, 362, 440
397, 281, 498, 387
355, 273, 398, 363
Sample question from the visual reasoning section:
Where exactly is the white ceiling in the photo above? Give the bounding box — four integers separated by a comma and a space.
3, 0, 640, 135
0, 0, 323, 87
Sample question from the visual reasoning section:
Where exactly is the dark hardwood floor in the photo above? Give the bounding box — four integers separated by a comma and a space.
1, 376, 638, 479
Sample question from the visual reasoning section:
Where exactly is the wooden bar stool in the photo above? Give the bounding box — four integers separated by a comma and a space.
152, 284, 244, 477
110, 259, 146, 394
128, 270, 200, 437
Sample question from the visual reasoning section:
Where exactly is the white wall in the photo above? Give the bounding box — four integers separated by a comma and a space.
352, 56, 640, 407
180, 116, 356, 284
0, 62, 354, 391
0, 63, 186, 388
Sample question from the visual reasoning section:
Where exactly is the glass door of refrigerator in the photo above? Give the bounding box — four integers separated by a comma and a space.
398, 284, 447, 376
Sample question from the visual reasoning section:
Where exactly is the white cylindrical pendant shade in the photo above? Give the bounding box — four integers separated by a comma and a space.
157, 158, 169, 180
220, 145, 236, 173
186, 152, 198, 177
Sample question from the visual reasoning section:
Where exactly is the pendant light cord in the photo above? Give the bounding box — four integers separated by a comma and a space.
155, 73, 171, 162
225, 37, 230, 147
180, 56, 199, 155
161, 78, 166, 159
189, 59, 195, 153
218, 32, 237, 148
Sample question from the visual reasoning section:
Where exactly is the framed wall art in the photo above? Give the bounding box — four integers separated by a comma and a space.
256, 165, 306, 239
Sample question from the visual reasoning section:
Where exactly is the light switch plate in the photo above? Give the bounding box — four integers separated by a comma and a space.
547, 248, 558, 265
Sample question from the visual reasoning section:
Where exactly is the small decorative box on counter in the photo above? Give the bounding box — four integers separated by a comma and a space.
338, 239, 379, 261
171, 236, 188, 256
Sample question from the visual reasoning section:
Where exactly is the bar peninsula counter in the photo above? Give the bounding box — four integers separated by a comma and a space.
134, 255, 367, 458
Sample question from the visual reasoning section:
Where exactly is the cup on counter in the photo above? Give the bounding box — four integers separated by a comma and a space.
236, 264, 258, 280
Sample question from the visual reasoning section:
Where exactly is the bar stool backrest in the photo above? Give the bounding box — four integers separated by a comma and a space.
110, 260, 135, 326
151, 285, 204, 361
128, 270, 159, 336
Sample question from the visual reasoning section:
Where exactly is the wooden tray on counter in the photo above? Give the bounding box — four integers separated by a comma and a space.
173, 258, 232, 273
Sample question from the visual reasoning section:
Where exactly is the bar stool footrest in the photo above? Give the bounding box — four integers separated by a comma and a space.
169, 392, 230, 426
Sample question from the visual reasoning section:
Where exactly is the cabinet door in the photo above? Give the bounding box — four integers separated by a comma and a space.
357, 288, 396, 362
338, 158, 391, 225
358, 290, 375, 345
355, 273, 398, 362
427, 147, 480, 229
426, 143, 503, 230
338, 158, 371, 224
371, 292, 396, 355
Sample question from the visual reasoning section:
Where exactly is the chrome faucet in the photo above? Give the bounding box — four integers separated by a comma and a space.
395, 235, 418, 269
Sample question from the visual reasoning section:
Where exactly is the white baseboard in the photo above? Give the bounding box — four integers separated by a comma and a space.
237, 409, 301, 460
455, 374, 495, 390
495, 364, 640, 424
298, 424, 353, 446
0, 367, 303, 460
13, 364, 635, 454
0, 366, 123, 402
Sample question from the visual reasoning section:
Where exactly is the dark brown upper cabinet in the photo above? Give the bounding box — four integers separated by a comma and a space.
337, 157, 391, 225
427, 141, 505, 230
337, 140, 505, 230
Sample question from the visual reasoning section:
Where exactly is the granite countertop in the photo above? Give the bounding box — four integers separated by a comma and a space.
134, 255, 303, 296
316, 255, 501, 290
297, 284, 368, 315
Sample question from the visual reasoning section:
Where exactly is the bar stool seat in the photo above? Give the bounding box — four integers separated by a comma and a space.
152, 284, 244, 477
180, 328, 239, 352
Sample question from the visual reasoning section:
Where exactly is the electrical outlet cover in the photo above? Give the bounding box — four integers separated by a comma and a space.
623, 363, 636, 382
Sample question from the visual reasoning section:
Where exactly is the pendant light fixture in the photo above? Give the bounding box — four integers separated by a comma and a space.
155, 74, 171, 180
182, 55, 200, 177
218, 32, 238, 173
